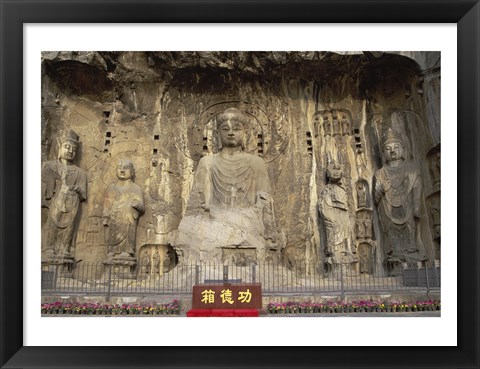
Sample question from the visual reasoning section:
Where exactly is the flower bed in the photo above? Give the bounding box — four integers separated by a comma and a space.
41, 300, 180, 315
267, 300, 440, 314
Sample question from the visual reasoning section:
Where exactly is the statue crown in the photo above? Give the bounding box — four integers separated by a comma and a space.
58, 129, 79, 144
383, 128, 403, 146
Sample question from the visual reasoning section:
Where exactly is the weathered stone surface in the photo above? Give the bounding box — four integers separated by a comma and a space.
41, 51, 440, 277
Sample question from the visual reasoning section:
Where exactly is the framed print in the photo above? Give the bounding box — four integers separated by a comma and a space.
1, 1, 479, 368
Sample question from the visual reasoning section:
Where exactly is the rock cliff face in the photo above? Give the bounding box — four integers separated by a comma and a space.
41, 51, 440, 276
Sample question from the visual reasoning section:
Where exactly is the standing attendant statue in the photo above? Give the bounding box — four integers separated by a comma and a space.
103, 159, 145, 261
42, 130, 87, 262
374, 128, 427, 266
318, 161, 356, 266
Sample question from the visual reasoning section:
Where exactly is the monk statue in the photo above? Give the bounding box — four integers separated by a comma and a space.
374, 128, 428, 267
42, 129, 87, 262
172, 108, 278, 262
103, 159, 145, 261
318, 161, 356, 267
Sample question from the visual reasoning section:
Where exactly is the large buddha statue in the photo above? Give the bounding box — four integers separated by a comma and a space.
172, 108, 278, 263
374, 128, 428, 268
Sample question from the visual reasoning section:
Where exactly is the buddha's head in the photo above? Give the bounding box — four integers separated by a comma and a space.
383, 128, 405, 163
216, 108, 248, 149
326, 161, 343, 183
116, 159, 135, 181
57, 130, 79, 162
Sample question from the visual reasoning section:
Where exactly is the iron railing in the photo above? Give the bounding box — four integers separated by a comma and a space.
41, 261, 440, 300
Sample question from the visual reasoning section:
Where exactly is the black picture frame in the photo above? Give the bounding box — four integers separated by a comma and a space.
1, 1, 478, 368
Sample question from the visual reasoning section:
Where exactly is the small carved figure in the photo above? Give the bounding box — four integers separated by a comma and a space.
364, 216, 373, 239
42, 130, 87, 259
430, 201, 440, 239
323, 115, 332, 136
332, 115, 341, 136
144, 155, 178, 237
430, 151, 441, 185
356, 181, 367, 208
152, 249, 160, 274
318, 161, 355, 263
374, 128, 427, 264
358, 243, 372, 274
103, 159, 145, 258
341, 115, 350, 135
163, 249, 172, 271
355, 218, 365, 239
141, 249, 151, 274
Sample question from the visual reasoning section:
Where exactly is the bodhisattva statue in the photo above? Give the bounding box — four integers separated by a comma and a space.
374, 128, 427, 267
103, 159, 145, 262
173, 108, 278, 262
42, 130, 87, 262
318, 161, 356, 267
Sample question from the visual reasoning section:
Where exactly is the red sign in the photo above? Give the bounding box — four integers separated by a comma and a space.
192, 283, 262, 310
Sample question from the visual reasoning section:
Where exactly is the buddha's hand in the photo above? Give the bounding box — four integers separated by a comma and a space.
68, 185, 80, 193
256, 191, 270, 206
132, 202, 145, 213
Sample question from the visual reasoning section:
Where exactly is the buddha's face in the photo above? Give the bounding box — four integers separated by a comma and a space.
116, 160, 133, 180
327, 163, 343, 182
59, 140, 77, 162
218, 117, 245, 148
384, 140, 404, 162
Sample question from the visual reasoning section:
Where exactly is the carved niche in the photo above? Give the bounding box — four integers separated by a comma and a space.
171, 106, 283, 264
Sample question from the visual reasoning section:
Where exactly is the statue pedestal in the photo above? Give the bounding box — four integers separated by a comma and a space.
103, 255, 137, 279
41, 255, 75, 278
385, 258, 404, 276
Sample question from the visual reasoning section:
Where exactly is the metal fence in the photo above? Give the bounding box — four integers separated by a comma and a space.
41, 261, 440, 300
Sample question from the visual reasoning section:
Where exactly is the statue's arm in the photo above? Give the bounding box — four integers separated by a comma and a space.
77, 170, 87, 201
412, 170, 422, 218
255, 157, 272, 194
133, 185, 145, 214
41, 162, 55, 205
102, 185, 114, 225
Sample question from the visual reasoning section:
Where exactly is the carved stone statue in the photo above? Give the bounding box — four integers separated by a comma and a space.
152, 249, 160, 274
323, 115, 332, 136
374, 128, 427, 267
358, 243, 373, 274
318, 161, 356, 266
173, 108, 278, 262
42, 130, 87, 263
141, 249, 150, 274
430, 151, 440, 185
355, 218, 365, 239
430, 199, 440, 240
364, 215, 373, 239
332, 115, 341, 136
356, 181, 367, 208
103, 159, 145, 262
144, 155, 179, 243
341, 114, 350, 135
